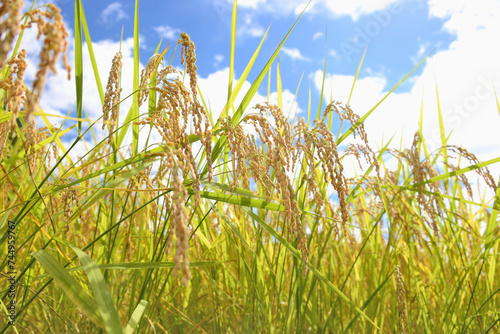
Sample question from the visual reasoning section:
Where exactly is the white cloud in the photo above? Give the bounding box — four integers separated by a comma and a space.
313, 32, 324, 40
314, 1, 500, 192
320, 0, 403, 21
197, 68, 302, 124
153, 25, 181, 41
99, 2, 128, 26
294, 1, 316, 15
428, 0, 500, 36
411, 41, 431, 64
312, 72, 388, 121
238, 15, 265, 38
281, 47, 310, 61
213, 54, 224, 68
237, 0, 267, 9
230, 0, 403, 21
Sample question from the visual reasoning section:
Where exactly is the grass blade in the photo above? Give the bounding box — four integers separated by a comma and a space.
58, 240, 125, 334
336, 49, 435, 145
242, 207, 382, 331
31, 250, 104, 329
125, 300, 148, 334
79, 1, 104, 105
74, 0, 83, 135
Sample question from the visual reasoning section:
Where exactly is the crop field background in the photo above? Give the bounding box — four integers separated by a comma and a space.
0, 0, 499, 333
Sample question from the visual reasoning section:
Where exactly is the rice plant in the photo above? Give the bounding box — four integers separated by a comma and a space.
0, 0, 499, 333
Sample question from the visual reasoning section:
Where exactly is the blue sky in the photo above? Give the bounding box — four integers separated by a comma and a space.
18, 0, 500, 188
50, 0, 453, 90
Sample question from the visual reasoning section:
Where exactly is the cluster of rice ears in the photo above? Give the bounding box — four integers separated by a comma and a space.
0, 0, 499, 333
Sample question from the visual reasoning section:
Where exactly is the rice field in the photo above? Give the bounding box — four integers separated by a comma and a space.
0, 0, 499, 333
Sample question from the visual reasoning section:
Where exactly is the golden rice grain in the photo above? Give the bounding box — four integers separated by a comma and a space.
22, 3, 71, 120
103, 51, 123, 142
